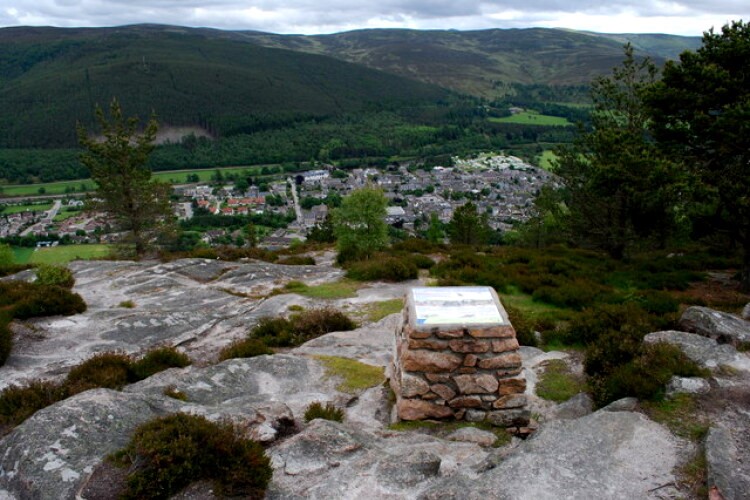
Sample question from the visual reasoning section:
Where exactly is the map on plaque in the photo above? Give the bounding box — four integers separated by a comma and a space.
410, 286, 504, 326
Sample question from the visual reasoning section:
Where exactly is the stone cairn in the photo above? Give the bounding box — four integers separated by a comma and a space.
391, 286, 531, 433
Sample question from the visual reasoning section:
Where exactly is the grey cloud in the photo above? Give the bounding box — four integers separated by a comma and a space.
1, 0, 747, 33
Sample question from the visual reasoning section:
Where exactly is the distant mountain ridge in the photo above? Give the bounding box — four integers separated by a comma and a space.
0, 24, 701, 148
233, 27, 702, 97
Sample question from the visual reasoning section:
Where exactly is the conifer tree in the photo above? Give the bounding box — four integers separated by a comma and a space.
77, 99, 173, 258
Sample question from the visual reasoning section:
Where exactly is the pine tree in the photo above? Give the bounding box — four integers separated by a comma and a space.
77, 99, 174, 258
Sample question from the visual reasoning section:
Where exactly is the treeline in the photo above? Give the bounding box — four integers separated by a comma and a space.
1, 109, 578, 184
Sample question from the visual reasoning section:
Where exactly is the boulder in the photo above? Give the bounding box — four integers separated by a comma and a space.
665, 376, 710, 396
600, 397, 638, 412
446, 427, 498, 447
742, 303, 750, 321
679, 306, 750, 347
0, 389, 173, 500
643, 331, 750, 373
419, 410, 682, 499
268, 419, 487, 499
553, 392, 593, 420
295, 313, 401, 368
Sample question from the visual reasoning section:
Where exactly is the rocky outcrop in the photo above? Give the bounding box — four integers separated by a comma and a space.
553, 392, 593, 420
643, 330, 750, 372
420, 410, 682, 500
267, 419, 487, 499
679, 306, 750, 347
1, 258, 343, 390
269, 409, 681, 499
706, 425, 750, 500
0, 354, 346, 499
666, 376, 710, 396
1, 261, 734, 499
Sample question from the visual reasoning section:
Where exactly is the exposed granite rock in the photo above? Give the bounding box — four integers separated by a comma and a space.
446, 427, 498, 447
706, 426, 750, 500
679, 306, 750, 347
742, 303, 750, 321
268, 419, 486, 499
666, 376, 711, 396
553, 392, 593, 420
294, 313, 401, 369
0, 390, 172, 500
0, 354, 346, 499
600, 397, 638, 412
0, 258, 343, 390
643, 331, 750, 373
419, 410, 682, 500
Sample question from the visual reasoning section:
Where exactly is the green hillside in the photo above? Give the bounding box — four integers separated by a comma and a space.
0, 25, 450, 148
236, 27, 700, 98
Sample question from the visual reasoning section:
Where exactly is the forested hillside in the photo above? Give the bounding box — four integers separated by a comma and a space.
0, 25, 450, 148
0, 24, 700, 184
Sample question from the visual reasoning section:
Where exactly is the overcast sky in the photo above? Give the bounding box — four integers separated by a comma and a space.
0, 0, 747, 36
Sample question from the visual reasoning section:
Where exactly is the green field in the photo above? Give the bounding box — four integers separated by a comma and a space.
0, 164, 282, 199
0, 180, 95, 197
1, 202, 53, 214
11, 244, 112, 264
52, 207, 83, 222
11, 247, 34, 264
537, 150, 559, 170
151, 165, 269, 184
490, 111, 572, 126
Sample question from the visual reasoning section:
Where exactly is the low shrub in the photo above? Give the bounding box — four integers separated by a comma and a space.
118, 300, 136, 308
277, 255, 316, 266
162, 386, 188, 401
183, 245, 280, 262
531, 278, 612, 310
0, 381, 67, 433
304, 401, 344, 422
592, 343, 708, 406
64, 352, 133, 392
251, 317, 295, 347
247, 308, 356, 348
10, 284, 86, 320
130, 347, 191, 381
186, 247, 218, 259
504, 305, 538, 347
0, 346, 192, 434
35, 264, 75, 289
406, 253, 435, 270
629, 290, 679, 315
218, 338, 272, 361
345, 255, 418, 282
391, 238, 446, 254
112, 413, 271, 499
564, 303, 657, 346
583, 328, 644, 378
290, 308, 357, 339
0, 315, 12, 367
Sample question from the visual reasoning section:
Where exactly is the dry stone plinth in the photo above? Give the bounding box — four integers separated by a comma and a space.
391, 286, 529, 431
